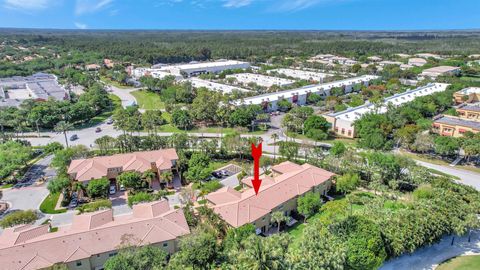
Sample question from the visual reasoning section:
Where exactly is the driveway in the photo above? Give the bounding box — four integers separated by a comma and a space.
107, 85, 139, 108
415, 160, 480, 191
381, 230, 480, 270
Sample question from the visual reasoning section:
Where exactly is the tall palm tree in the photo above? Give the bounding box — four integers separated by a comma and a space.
160, 170, 174, 189
54, 121, 73, 148
271, 211, 288, 233
271, 133, 279, 163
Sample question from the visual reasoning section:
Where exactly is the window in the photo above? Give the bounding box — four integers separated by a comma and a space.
76, 261, 82, 267
163, 242, 168, 247
109, 252, 117, 257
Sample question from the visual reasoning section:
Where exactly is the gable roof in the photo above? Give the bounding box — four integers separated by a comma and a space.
68, 149, 178, 182
0, 200, 189, 270
207, 162, 334, 227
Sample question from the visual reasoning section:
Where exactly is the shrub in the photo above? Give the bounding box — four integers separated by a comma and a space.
77, 199, 112, 214
0, 210, 38, 228
86, 178, 110, 199
413, 184, 434, 200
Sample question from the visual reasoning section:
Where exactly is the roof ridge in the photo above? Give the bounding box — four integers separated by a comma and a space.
63, 246, 91, 262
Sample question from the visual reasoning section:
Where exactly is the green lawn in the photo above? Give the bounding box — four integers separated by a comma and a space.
100, 76, 131, 89
131, 90, 165, 110
398, 150, 480, 174
437, 255, 480, 270
0, 183, 13, 189
460, 76, 480, 82
39, 193, 67, 214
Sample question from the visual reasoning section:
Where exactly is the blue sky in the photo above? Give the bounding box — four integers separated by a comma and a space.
0, 0, 479, 30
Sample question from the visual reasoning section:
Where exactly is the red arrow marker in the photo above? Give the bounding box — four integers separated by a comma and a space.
251, 142, 262, 195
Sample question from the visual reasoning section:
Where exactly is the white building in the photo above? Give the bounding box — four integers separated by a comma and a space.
421, 66, 461, 78
324, 83, 450, 138
408, 58, 428, 67
226, 73, 295, 88
132, 60, 250, 79
267, 68, 333, 83
187, 78, 250, 94
235, 75, 378, 111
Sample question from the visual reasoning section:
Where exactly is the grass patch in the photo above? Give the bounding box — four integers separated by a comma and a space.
437, 255, 480, 270
0, 183, 13, 189
131, 90, 165, 110
198, 199, 207, 205
100, 76, 131, 89
234, 185, 242, 191
426, 168, 461, 180
39, 193, 67, 214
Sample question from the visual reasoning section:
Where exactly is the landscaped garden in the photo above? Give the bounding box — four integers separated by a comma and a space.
437, 255, 480, 270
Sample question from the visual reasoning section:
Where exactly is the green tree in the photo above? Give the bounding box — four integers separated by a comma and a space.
277, 99, 292, 112
297, 191, 322, 222
117, 171, 145, 190
168, 229, 218, 270
434, 136, 460, 156
330, 141, 346, 156
86, 178, 110, 198
54, 121, 74, 148
171, 109, 193, 131
104, 245, 168, 270
336, 173, 360, 194
47, 176, 71, 194
271, 211, 288, 233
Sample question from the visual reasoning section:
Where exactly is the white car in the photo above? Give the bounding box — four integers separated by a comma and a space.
109, 185, 116, 195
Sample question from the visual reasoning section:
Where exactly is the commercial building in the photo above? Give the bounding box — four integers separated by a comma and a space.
132, 60, 250, 79
453, 87, 480, 104
188, 77, 250, 93
421, 66, 460, 78
131, 67, 181, 80
267, 68, 333, 83
235, 75, 378, 111
0, 73, 68, 108
432, 104, 480, 137
408, 58, 428, 67
324, 83, 450, 138
226, 73, 295, 88
68, 149, 178, 187
415, 53, 443, 60
0, 200, 190, 270
308, 55, 358, 66
206, 161, 334, 233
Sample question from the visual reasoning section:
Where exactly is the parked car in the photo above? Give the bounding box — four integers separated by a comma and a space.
106, 118, 114, 125
69, 134, 78, 141
95, 127, 102, 133
69, 199, 78, 209
119, 184, 126, 191
109, 185, 116, 195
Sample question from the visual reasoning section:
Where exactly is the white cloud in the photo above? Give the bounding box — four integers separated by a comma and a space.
4, 0, 53, 10
75, 0, 113, 15
276, 0, 349, 12
74, 22, 88, 29
223, 0, 252, 8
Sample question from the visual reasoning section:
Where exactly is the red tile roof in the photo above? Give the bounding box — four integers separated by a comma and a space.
0, 200, 189, 270
207, 162, 334, 227
68, 149, 178, 182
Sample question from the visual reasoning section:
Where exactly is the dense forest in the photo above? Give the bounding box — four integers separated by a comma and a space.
2, 30, 480, 67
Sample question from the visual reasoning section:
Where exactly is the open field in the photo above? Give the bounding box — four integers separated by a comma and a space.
131, 90, 165, 110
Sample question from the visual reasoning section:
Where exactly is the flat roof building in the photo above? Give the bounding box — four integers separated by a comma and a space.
432, 103, 480, 137
226, 73, 295, 88
166, 60, 250, 77
267, 68, 333, 82
324, 83, 450, 138
0, 200, 190, 270
408, 58, 428, 67
0, 73, 68, 108
421, 66, 460, 78
188, 77, 250, 93
206, 162, 334, 233
235, 75, 378, 111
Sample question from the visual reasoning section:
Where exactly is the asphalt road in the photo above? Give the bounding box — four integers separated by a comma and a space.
415, 160, 480, 191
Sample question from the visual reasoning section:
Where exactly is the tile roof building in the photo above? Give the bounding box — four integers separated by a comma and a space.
0, 73, 68, 108
206, 162, 334, 233
0, 200, 190, 270
68, 149, 178, 184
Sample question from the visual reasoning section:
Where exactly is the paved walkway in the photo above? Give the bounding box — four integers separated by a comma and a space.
106, 85, 140, 108
415, 160, 480, 191
381, 230, 480, 270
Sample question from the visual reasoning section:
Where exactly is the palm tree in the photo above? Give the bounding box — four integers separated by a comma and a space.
160, 170, 174, 189
54, 121, 73, 148
271, 133, 279, 163
271, 211, 288, 233
142, 170, 157, 187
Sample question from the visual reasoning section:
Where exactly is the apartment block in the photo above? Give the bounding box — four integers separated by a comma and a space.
453, 87, 480, 104
0, 200, 190, 270
432, 104, 480, 137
